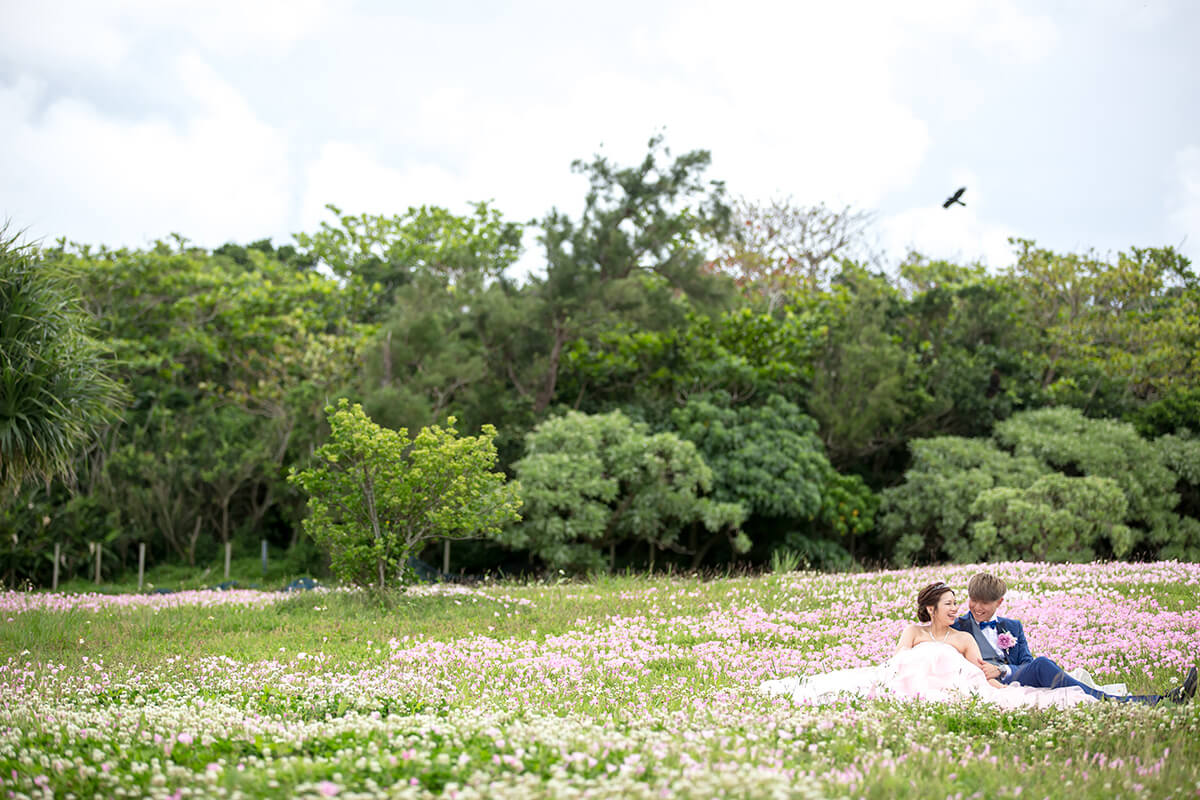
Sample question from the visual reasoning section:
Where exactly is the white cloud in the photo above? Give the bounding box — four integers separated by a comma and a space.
0, 55, 290, 248
0, 2, 131, 74
300, 141, 470, 230
3, 0, 1187, 281
1167, 145, 1200, 261
273, 0, 1062, 270
0, 0, 329, 65
899, 0, 1059, 64
639, 2, 930, 207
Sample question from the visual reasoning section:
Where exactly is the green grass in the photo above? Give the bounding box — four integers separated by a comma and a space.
3, 565, 1199, 798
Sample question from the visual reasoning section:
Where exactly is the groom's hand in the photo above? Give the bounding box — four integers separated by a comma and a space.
980, 662, 1002, 680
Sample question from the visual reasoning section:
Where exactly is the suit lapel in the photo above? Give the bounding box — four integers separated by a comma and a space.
964, 615, 1003, 662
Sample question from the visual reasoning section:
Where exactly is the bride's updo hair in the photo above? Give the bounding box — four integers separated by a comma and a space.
916, 581, 954, 623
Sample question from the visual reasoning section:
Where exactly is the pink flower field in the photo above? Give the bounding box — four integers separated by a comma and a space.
1, 562, 1198, 798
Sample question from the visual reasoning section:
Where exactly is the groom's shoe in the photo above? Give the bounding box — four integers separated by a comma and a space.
1162, 667, 1197, 705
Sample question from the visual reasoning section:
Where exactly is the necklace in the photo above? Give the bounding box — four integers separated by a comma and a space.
927, 626, 951, 643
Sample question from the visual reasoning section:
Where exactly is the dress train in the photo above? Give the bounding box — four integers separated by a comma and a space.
759, 642, 1094, 709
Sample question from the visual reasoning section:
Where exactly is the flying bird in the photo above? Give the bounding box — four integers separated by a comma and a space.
943, 187, 967, 208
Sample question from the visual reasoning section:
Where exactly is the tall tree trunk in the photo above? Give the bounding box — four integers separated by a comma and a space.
533, 322, 569, 414
381, 329, 393, 387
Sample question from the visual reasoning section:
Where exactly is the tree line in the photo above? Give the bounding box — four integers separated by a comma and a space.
3, 136, 1199, 587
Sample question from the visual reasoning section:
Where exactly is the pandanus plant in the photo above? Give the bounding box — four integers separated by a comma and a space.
0, 224, 126, 495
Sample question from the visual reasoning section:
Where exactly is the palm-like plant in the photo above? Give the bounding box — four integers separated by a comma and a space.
0, 225, 126, 494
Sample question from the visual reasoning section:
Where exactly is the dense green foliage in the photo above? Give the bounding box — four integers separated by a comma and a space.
289, 400, 520, 586
670, 393, 875, 568
881, 408, 1200, 564
503, 410, 744, 572
4, 136, 1200, 585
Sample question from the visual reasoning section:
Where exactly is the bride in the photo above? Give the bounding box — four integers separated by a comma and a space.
760, 581, 1094, 708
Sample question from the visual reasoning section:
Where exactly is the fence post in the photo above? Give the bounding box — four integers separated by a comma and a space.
52, 543, 60, 591
261, 539, 268, 578
443, 540, 450, 576
224, 541, 232, 580
94, 543, 101, 585
138, 542, 146, 592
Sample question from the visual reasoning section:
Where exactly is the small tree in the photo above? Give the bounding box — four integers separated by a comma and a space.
288, 399, 521, 586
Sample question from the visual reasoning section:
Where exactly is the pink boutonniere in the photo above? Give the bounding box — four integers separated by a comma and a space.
996, 632, 1016, 651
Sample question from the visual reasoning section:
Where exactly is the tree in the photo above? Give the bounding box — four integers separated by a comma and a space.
803, 258, 1045, 486
993, 407, 1191, 557
1007, 240, 1200, 415
487, 135, 736, 418
708, 197, 877, 308
0, 226, 125, 494
502, 410, 745, 572
894, 255, 1047, 436
294, 202, 523, 321
879, 436, 1049, 565
557, 300, 823, 424
806, 268, 919, 476
881, 406, 1200, 564
289, 400, 520, 586
969, 473, 1132, 562
36, 236, 370, 574
669, 393, 876, 566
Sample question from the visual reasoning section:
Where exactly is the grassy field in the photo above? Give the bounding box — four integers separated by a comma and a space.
2, 561, 1198, 798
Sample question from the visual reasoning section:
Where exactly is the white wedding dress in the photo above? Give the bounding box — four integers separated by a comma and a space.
760, 641, 1095, 709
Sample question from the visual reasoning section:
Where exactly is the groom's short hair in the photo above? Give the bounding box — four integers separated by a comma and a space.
967, 572, 1007, 602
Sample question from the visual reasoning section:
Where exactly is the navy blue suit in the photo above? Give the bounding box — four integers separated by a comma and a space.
952, 612, 1159, 705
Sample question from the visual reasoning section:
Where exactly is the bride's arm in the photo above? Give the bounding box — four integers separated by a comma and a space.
960, 635, 988, 672
959, 635, 1005, 688
895, 624, 917, 653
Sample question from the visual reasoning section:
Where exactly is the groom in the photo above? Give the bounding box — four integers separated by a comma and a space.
952, 571, 1197, 705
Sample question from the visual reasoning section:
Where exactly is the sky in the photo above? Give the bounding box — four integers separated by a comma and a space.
2, 0, 1198, 277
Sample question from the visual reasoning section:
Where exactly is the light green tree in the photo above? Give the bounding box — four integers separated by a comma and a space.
503, 410, 746, 572
882, 406, 1200, 564
969, 473, 1133, 562
295, 202, 522, 321
993, 407, 1182, 554
289, 400, 521, 586
880, 436, 1049, 564
1007, 240, 1199, 414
